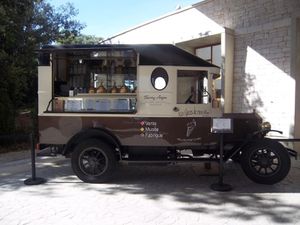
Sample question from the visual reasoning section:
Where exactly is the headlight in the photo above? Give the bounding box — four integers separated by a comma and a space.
261, 121, 271, 130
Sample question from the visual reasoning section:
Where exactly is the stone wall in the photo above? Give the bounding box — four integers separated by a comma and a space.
195, 0, 300, 136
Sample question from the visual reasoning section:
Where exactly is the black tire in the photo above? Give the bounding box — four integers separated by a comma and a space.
71, 139, 116, 183
240, 139, 290, 185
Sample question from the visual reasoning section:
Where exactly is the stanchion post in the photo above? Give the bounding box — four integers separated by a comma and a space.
218, 134, 224, 184
24, 132, 47, 185
210, 118, 233, 192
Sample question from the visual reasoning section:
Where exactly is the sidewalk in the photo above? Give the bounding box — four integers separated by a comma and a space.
0, 151, 300, 225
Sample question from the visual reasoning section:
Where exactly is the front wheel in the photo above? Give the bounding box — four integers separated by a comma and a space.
240, 139, 291, 185
71, 139, 116, 183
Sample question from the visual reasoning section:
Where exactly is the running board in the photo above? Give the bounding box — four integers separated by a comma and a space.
120, 158, 218, 166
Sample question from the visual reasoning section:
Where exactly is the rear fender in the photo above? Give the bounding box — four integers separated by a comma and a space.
63, 128, 121, 155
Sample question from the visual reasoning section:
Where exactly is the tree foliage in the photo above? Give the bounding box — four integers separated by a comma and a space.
0, 0, 85, 134
58, 34, 103, 45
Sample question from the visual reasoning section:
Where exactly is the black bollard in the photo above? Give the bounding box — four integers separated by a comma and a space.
210, 133, 233, 192
24, 132, 47, 185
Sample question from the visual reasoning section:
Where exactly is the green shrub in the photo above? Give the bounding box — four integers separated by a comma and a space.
0, 90, 15, 135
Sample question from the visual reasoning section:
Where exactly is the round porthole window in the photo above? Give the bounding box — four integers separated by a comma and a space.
151, 67, 169, 91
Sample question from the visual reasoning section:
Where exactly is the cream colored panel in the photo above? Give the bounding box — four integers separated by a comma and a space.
136, 66, 176, 115
221, 29, 234, 113
136, 65, 221, 117
38, 66, 52, 115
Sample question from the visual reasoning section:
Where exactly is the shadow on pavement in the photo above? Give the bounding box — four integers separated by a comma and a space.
0, 156, 300, 224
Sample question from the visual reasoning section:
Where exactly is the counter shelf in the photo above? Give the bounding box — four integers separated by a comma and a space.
47, 94, 137, 114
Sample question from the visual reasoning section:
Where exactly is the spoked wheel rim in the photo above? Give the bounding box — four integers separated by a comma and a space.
78, 147, 108, 176
249, 147, 281, 177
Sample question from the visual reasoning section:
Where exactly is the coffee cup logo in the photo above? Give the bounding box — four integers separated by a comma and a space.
186, 119, 196, 137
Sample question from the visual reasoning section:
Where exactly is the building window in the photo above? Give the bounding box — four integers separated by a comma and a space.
195, 44, 221, 67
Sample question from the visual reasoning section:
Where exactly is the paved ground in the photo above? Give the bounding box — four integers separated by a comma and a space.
0, 150, 300, 225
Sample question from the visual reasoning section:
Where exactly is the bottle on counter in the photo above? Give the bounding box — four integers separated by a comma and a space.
69, 87, 74, 96
119, 83, 128, 93
110, 81, 118, 93
96, 80, 107, 93
74, 87, 78, 96
88, 86, 95, 94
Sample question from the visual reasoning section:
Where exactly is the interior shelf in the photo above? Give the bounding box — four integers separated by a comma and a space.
77, 93, 137, 97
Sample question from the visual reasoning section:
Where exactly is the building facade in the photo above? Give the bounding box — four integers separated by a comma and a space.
105, 0, 300, 143
195, 0, 300, 141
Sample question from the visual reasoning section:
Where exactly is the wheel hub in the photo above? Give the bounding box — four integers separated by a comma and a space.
88, 157, 98, 167
79, 148, 108, 176
257, 155, 272, 167
250, 148, 281, 176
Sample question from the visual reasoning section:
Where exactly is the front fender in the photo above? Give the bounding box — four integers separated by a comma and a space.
252, 129, 283, 138
225, 129, 283, 161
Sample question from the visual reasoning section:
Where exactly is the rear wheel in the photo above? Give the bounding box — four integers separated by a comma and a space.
71, 139, 116, 183
240, 139, 290, 185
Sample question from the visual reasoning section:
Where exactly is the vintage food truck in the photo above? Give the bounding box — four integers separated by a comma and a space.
37, 44, 293, 184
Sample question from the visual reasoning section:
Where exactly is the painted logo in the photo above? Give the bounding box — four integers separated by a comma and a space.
186, 119, 196, 137
177, 119, 201, 142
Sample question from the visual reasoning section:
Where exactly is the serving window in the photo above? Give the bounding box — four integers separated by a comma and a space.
49, 48, 137, 113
